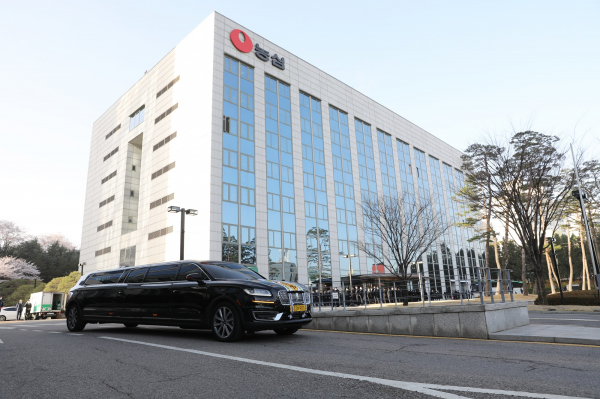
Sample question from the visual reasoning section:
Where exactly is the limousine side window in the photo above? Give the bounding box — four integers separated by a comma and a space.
84, 270, 124, 285
125, 268, 148, 283
144, 265, 179, 283
176, 263, 209, 281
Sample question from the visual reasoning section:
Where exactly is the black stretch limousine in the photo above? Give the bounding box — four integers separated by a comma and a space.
65, 261, 312, 341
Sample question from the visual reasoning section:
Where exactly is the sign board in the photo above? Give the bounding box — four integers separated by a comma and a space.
230, 29, 285, 70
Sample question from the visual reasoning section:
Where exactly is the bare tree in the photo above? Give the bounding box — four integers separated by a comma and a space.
358, 194, 451, 306
0, 220, 28, 253
461, 131, 575, 305
0, 256, 40, 282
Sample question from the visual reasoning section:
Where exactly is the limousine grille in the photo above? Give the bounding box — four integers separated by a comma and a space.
278, 291, 309, 305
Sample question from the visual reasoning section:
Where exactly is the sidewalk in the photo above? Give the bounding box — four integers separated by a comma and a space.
489, 324, 600, 346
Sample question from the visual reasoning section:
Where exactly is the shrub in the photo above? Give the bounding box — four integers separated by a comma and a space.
43, 271, 81, 296
535, 290, 600, 306
2, 281, 46, 305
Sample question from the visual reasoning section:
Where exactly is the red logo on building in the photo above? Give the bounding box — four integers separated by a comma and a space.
230, 29, 253, 53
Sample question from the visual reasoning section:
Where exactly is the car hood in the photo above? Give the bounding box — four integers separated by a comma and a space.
244, 280, 307, 292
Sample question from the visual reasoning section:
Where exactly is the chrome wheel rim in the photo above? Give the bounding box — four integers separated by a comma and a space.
213, 307, 234, 338
67, 307, 78, 330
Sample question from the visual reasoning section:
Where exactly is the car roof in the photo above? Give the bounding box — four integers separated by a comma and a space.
86, 260, 234, 275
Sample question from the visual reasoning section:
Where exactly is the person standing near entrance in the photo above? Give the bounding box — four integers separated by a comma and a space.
16, 299, 24, 320
0, 296, 4, 310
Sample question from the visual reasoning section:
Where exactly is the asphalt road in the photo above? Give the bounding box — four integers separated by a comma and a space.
1, 319, 599, 399
528, 311, 600, 328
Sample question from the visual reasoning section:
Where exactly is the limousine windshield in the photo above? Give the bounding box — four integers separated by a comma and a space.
203, 262, 264, 280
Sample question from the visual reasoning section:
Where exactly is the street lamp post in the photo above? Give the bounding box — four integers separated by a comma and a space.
547, 237, 565, 305
79, 262, 86, 275
342, 254, 357, 289
167, 206, 198, 260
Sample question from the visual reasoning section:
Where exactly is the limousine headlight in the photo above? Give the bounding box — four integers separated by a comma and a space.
244, 288, 272, 297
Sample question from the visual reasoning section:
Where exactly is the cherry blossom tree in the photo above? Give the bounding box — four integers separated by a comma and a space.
37, 233, 76, 251
0, 256, 40, 281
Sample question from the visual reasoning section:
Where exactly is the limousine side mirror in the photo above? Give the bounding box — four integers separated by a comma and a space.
185, 273, 206, 285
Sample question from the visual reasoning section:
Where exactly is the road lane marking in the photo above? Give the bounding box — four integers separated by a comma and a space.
0, 338, 3, 344
67, 333, 84, 336
0, 327, 15, 330
48, 332, 62, 334
99, 336, 590, 399
530, 318, 600, 322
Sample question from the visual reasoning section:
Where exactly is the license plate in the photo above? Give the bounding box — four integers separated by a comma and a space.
292, 305, 306, 312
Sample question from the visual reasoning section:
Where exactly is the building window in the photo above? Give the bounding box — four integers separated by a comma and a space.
97, 220, 113, 232
95, 246, 111, 257
99, 195, 115, 208
101, 171, 117, 185
153, 132, 177, 151
155, 103, 179, 124
119, 245, 136, 267
264, 75, 296, 282
148, 226, 174, 240
221, 56, 256, 270
156, 76, 180, 98
103, 147, 119, 162
129, 106, 145, 131
105, 124, 121, 140
149, 193, 175, 210
151, 162, 175, 180
329, 107, 359, 280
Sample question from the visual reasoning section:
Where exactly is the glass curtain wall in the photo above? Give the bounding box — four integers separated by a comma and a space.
377, 130, 398, 272
355, 120, 380, 273
454, 169, 478, 279
329, 107, 359, 281
443, 163, 470, 291
221, 56, 257, 271
265, 76, 298, 282
443, 163, 469, 287
414, 148, 442, 293
430, 156, 455, 293
300, 93, 330, 285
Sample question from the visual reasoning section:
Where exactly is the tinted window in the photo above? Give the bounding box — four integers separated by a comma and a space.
84, 271, 124, 285
125, 268, 148, 283
4, 307, 16, 311
144, 265, 178, 282
176, 264, 208, 281
202, 262, 264, 280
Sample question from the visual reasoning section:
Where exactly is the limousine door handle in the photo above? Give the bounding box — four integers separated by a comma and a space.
172, 290, 180, 294
117, 291, 125, 296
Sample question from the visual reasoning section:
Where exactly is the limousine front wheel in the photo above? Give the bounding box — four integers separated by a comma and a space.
211, 303, 243, 342
66, 306, 86, 332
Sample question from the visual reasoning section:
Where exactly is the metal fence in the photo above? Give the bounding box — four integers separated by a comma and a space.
308, 267, 514, 311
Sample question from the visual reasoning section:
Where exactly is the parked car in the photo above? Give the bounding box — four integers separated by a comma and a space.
0, 307, 18, 321
65, 260, 312, 341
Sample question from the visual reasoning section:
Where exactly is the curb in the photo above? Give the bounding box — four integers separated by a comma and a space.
489, 334, 600, 346
528, 310, 600, 315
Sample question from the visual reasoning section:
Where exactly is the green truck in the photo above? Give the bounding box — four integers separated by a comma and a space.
29, 292, 64, 320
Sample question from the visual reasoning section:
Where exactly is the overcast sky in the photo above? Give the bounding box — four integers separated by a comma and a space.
0, 0, 598, 248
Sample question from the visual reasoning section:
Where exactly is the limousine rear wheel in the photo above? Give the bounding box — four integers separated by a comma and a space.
66, 306, 86, 332
211, 302, 243, 342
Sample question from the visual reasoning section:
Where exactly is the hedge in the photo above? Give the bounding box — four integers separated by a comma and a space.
535, 290, 600, 306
